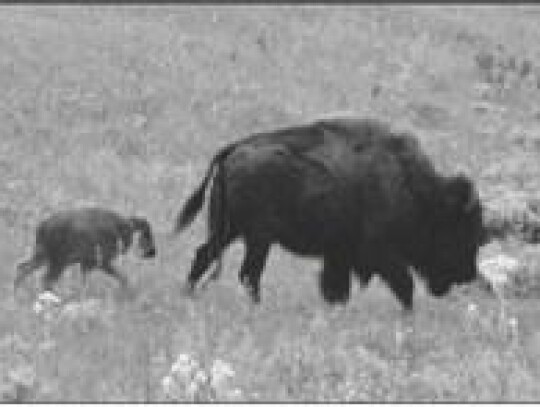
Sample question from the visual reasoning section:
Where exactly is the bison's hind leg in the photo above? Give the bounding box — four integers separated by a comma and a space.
320, 255, 352, 304
185, 234, 229, 296
353, 268, 374, 287
14, 250, 47, 290
238, 239, 270, 303
377, 259, 414, 312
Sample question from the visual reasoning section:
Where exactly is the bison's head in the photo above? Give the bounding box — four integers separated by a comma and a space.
129, 217, 157, 259
420, 174, 484, 296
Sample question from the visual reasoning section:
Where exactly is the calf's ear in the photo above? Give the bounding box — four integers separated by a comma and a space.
127, 217, 138, 233
128, 216, 152, 235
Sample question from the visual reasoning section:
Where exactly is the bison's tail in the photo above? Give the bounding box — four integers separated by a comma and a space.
174, 143, 237, 233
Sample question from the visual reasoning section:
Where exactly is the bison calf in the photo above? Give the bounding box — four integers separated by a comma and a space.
15, 207, 156, 293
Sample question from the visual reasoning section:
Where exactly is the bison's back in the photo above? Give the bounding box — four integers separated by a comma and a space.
219, 134, 427, 256
240, 117, 393, 157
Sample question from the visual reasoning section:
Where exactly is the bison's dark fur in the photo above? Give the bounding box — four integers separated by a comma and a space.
175, 118, 484, 310
15, 207, 156, 292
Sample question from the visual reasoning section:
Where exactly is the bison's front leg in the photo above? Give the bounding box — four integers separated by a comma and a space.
378, 259, 414, 312
102, 263, 129, 290
320, 254, 352, 304
353, 268, 374, 287
238, 240, 270, 303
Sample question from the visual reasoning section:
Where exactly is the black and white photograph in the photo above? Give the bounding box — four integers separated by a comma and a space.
2, 4, 540, 403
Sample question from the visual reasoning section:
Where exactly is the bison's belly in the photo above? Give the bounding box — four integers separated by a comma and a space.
247, 207, 358, 257
274, 229, 328, 256
58, 234, 119, 266
228, 189, 359, 257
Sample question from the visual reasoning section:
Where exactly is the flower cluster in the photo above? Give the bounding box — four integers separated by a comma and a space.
161, 354, 242, 402
33, 291, 62, 321
32, 291, 63, 349
1, 365, 37, 402
33, 292, 114, 328
478, 254, 520, 298
465, 301, 520, 345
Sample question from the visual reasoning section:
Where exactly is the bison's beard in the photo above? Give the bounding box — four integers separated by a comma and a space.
428, 280, 452, 297
420, 269, 454, 297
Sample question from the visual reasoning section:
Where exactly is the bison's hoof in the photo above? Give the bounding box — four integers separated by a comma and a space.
322, 288, 350, 304
250, 292, 261, 304
244, 285, 261, 304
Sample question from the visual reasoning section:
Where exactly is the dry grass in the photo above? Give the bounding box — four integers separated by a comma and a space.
1, 5, 540, 402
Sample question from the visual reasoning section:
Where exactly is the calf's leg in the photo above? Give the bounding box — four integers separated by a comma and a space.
41, 260, 65, 293
377, 259, 414, 312
14, 253, 46, 290
102, 263, 129, 290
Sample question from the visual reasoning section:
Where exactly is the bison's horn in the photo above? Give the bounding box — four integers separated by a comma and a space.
447, 174, 478, 214
457, 175, 478, 214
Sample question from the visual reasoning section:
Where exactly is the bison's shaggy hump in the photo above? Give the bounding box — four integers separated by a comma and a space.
15, 207, 156, 293
241, 117, 393, 156
175, 117, 484, 311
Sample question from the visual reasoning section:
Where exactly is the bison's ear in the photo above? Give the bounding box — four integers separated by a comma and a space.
444, 174, 479, 215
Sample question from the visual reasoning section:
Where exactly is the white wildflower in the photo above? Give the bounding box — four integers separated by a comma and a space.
395, 329, 405, 348
37, 291, 61, 306
467, 302, 479, 314
171, 353, 197, 379
161, 375, 174, 396
226, 387, 243, 401
185, 380, 199, 401
508, 316, 519, 338
210, 359, 235, 389
193, 369, 209, 386
171, 354, 193, 369
479, 254, 520, 293
59, 302, 86, 321
211, 359, 234, 378
8, 365, 36, 388
33, 301, 44, 315
508, 316, 518, 330
465, 302, 481, 329
34, 291, 61, 321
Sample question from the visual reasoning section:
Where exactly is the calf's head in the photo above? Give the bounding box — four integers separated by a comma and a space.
128, 217, 157, 258
421, 175, 484, 296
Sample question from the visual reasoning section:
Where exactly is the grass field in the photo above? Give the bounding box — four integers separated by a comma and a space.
2, 5, 540, 402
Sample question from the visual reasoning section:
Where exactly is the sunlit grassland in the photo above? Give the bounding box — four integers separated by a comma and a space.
1, 5, 540, 402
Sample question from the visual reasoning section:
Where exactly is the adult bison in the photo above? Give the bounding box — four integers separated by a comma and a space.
15, 207, 157, 293
174, 118, 484, 310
